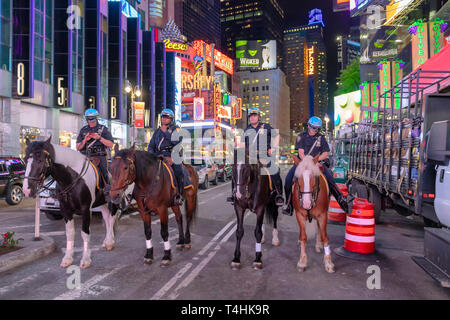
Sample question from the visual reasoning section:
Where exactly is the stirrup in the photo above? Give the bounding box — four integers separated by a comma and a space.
275, 195, 284, 206
281, 204, 293, 216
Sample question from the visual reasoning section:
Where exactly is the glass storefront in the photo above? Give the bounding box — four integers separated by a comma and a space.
19, 126, 42, 158
59, 130, 77, 150
0, 0, 11, 71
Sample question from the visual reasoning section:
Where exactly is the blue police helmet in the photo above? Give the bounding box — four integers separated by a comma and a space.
248, 107, 261, 117
308, 116, 322, 129
161, 108, 175, 120
85, 108, 99, 118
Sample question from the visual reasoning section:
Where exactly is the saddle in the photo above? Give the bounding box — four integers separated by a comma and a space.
160, 159, 193, 190
89, 161, 104, 190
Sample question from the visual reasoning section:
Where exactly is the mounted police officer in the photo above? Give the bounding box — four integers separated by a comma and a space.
282, 116, 352, 216
148, 108, 184, 206
76, 108, 115, 186
227, 107, 284, 206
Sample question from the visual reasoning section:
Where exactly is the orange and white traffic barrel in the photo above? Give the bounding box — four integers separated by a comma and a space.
343, 198, 375, 254
328, 196, 346, 222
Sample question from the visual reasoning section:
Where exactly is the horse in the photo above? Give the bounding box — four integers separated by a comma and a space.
23, 137, 118, 269
230, 150, 279, 270
291, 154, 335, 273
109, 145, 199, 266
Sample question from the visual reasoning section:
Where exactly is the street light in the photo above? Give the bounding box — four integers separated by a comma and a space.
124, 79, 141, 145
324, 114, 330, 136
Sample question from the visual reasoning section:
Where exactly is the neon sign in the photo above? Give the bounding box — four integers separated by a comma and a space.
163, 39, 188, 52
214, 83, 221, 137
181, 75, 215, 91
193, 40, 234, 75
307, 46, 315, 76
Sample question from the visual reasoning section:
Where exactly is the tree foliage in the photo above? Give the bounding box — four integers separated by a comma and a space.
336, 58, 360, 95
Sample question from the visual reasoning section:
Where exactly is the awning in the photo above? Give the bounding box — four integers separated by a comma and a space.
413, 42, 450, 91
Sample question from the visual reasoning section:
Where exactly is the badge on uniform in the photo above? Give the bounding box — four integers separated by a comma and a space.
296, 136, 301, 143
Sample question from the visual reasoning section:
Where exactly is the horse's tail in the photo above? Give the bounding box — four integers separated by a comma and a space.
264, 199, 278, 226
305, 219, 318, 240
183, 164, 199, 225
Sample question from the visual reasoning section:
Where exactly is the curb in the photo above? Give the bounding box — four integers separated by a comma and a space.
0, 233, 56, 273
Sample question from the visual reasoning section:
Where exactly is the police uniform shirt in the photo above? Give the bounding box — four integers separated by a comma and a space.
76, 124, 114, 154
295, 131, 330, 158
148, 125, 182, 157
244, 122, 277, 152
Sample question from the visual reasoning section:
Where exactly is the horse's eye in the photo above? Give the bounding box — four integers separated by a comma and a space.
124, 167, 128, 170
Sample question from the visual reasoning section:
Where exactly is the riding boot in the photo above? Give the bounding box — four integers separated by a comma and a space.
227, 180, 235, 204
175, 175, 184, 206
281, 191, 293, 216
329, 182, 349, 214
272, 173, 284, 207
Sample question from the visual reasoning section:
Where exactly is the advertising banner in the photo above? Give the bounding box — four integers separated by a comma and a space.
175, 57, 182, 123
236, 40, 277, 70
333, 0, 350, 12
134, 102, 145, 128
193, 97, 205, 121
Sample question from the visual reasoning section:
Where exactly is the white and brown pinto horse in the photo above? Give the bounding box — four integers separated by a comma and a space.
23, 137, 117, 269
291, 154, 335, 273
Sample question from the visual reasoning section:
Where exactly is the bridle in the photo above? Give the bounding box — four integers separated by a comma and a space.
110, 155, 136, 193
24, 149, 52, 187
295, 174, 321, 221
233, 163, 253, 200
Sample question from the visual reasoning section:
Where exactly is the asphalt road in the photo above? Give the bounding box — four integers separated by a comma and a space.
0, 167, 449, 300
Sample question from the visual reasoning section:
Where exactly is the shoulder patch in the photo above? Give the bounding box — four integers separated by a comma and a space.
296, 135, 302, 142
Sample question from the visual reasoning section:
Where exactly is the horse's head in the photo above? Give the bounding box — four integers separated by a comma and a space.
23, 137, 54, 198
232, 148, 256, 201
292, 154, 321, 210
110, 144, 136, 205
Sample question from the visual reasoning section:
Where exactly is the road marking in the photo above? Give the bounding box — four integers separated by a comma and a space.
150, 263, 194, 300
198, 191, 228, 205
198, 182, 230, 194
197, 220, 236, 256
166, 213, 249, 300
41, 231, 66, 236
149, 217, 237, 300
0, 268, 51, 295
53, 266, 124, 300
5, 222, 53, 229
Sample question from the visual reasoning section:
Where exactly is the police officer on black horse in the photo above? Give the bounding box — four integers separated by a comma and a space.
227, 107, 284, 206
148, 108, 184, 207
76, 108, 115, 190
282, 116, 353, 216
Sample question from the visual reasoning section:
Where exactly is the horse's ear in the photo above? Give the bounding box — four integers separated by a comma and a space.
129, 143, 135, 156
313, 154, 320, 164
114, 143, 119, 155
45, 135, 52, 144
25, 138, 31, 146
292, 154, 301, 166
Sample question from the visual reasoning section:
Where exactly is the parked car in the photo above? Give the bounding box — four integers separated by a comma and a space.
39, 178, 135, 221
216, 162, 232, 182
0, 157, 25, 205
191, 157, 218, 189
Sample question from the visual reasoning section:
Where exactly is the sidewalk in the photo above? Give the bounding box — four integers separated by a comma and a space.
0, 233, 55, 273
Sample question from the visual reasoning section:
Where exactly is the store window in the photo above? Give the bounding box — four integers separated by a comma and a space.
0, 0, 11, 71
20, 126, 43, 159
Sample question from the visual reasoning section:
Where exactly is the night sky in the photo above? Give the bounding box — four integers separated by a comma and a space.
279, 0, 355, 111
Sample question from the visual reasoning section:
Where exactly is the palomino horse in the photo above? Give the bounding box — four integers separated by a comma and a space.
291, 154, 335, 273
23, 138, 117, 268
231, 150, 279, 270
109, 145, 199, 266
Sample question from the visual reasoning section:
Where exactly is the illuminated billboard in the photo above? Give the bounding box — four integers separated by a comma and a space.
333, 0, 350, 12
236, 40, 277, 71
192, 41, 234, 75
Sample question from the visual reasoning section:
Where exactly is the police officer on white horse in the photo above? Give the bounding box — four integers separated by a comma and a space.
282, 116, 352, 216
76, 108, 114, 187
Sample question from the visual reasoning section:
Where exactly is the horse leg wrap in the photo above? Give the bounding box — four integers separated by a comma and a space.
146, 239, 153, 249
164, 241, 171, 251
324, 245, 331, 256
255, 243, 262, 252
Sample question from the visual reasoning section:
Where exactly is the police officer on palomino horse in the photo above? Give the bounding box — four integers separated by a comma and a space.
227, 107, 284, 207
282, 116, 353, 216
147, 108, 184, 207
76, 108, 115, 191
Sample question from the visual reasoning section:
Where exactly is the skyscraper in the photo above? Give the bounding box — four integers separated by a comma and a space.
283, 12, 328, 134
174, 0, 221, 47
220, 0, 285, 71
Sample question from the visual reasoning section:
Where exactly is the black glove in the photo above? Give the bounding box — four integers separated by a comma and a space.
319, 159, 331, 167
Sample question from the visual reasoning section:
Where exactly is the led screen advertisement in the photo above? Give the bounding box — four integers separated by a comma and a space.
236, 40, 277, 70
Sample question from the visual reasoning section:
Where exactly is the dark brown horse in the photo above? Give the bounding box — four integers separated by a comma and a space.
231, 150, 279, 270
109, 145, 199, 266
291, 154, 334, 273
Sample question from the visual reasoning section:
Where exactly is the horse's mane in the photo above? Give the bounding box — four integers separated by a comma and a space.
117, 149, 159, 178
295, 155, 321, 178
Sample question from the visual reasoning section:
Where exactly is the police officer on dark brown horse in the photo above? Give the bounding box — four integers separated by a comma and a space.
227, 107, 284, 206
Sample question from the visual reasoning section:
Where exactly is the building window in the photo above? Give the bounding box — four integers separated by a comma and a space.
32, 0, 54, 83
0, 0, 11, 71
72, 0, 84, 93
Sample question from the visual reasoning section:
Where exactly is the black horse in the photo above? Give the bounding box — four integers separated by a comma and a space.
230, 149, 279, 270
23, 137, 119, 269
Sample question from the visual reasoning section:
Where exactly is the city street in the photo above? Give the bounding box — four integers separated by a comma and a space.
0, 167, 448, 300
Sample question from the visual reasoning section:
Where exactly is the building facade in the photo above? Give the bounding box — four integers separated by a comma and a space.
174, 0, 221, 48
238, 68, 290, 150
284, 21, 328, 135
0, 0, 167, 157
221, 0, 285, 71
